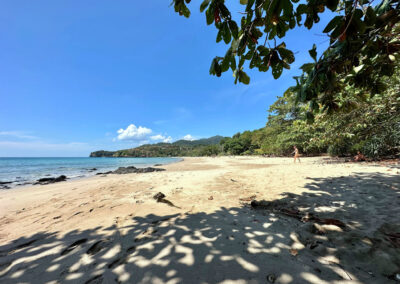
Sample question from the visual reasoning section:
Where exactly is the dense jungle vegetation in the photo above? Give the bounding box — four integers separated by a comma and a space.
221, 67, 400, 158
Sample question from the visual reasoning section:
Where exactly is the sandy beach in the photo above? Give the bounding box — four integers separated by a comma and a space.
0, 156, 399, 283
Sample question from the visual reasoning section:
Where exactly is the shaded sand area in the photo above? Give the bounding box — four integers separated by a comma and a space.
0, 157, 399, 283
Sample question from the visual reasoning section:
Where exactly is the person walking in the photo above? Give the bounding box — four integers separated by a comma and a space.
292, 146, 300, 163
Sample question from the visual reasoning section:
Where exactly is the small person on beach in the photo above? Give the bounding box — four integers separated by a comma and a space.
292, 146, 300, 163
354, 151, 366, 162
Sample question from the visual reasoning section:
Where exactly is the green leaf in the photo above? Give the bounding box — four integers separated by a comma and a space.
239, 70, 250, 84
200, 0, 210, 12
296, 4, 308, 14
230, 56, 237, 71
300, 63, 314, 73
272, 63, 283, 79
309, 44, 317, 61
205, 6, 215, 25
221, 56, 230, 72
326, 0, 339, 12
306, 111, 315, 123
365, 6, 376, 25
228, 21, 239, 39
222, 23, 232, 44
245, 0, 255, 12
278, 47, 295, 64
216, 29, 223, 43
323, 16, 343, 33
240, 0, 248, 4
281, 0, 293, 16
209, 57, 222, 77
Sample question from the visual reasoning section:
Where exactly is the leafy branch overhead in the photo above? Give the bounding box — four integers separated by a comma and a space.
171, 0, 400, 113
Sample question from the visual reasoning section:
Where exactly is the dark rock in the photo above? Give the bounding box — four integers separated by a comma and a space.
154, 164, 163, 166
35, 175, 67, 185
96, 171, 112, 175
54, 175, 67, 182
153, 192, 166, 201
0, 181, 12, 185
153, 192, 180, 208
112, 166, 165, 174
88, 168, 97, 171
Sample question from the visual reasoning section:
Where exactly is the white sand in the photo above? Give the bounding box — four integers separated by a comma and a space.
0, 156, 399, 283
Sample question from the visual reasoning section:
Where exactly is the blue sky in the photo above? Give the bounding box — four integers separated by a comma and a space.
0, 1, 331, 157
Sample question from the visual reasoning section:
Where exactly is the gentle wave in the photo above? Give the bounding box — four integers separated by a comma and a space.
0, 157, 181, 189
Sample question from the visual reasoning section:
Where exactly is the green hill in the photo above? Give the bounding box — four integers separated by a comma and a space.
90, 136, 227, 157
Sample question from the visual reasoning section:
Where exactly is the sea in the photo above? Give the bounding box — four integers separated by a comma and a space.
0, 157, 181, 189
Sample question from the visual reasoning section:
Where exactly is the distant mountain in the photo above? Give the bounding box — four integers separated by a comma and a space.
172, 136, 225, 146
90, 135, 227, 157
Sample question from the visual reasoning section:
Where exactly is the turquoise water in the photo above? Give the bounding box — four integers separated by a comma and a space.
0, 157, 181, 188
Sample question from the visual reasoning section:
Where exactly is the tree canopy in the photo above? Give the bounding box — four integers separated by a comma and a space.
172, 0, 399, 114
220, 65, 400, 158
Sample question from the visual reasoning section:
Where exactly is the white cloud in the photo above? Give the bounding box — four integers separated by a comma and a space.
183, 134, 195, 141
151, 134, 172, 143
150, 134, 164, 141
117, 124, 152, 141
115, 124, 173, 144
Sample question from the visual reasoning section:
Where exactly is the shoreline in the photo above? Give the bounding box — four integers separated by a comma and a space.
1, 156, 399, 283
0, 157, 184, 190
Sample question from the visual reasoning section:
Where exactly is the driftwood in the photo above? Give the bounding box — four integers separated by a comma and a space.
250, 199, 346, 229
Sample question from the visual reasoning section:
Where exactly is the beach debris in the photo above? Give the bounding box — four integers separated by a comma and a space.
153, 192, 180, 208
289, 249, 298, 256
230, 178, 238, 182
53, 216, 61, 220
113, 166, 165, 174
239, 195, 257, 202
35, 175, 67, 185
250, 199, 346, 229
208, 196, 214, 200
266, 273, 276, 283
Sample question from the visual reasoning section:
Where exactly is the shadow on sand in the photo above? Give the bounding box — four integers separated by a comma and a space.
0, 173, 399, 283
